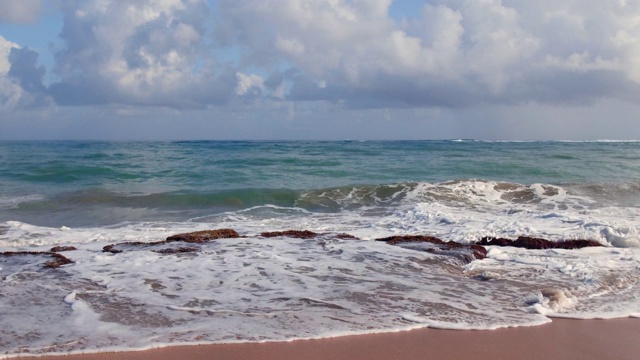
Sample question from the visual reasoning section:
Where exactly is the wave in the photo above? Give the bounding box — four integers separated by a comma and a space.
3, 179, 639, 249
0, 181, 555, 209
5, 179, 639, 217
10, 188, 298, 210
447, 139, 640, 143
297, 179, 606, 211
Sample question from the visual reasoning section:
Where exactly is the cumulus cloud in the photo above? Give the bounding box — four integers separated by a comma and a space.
217, 0, 640, 107
48, 0, 236, 107
5, 46, 55, 111
0, 36, 22, 113
9, 47, 47, 93
235, 72, 264, 96
0, 36, 18, 74
3, 0, 640, 112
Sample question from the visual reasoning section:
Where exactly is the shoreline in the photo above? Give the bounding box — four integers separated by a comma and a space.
6, 318, 640, 360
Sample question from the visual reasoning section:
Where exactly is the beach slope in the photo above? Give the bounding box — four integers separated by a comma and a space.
7, 318, 640, 360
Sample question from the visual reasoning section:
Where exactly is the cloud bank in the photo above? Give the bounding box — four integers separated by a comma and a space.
1, 0, 639, 114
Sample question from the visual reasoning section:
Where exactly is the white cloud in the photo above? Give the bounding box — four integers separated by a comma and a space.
508, 0, 640, 82
0, 36, 19, 74
0, 36, 23, 113
0, 77, 23, 113
4, 0, 640, 114
459, 0, 540, 93
217, 0, 640, 106
235, 72, 264, 96
49, 0, 234, 107
420, 4, 464, 77
274, 37, 305, 58
217, 0, 538, 101
217, 0, 400, 80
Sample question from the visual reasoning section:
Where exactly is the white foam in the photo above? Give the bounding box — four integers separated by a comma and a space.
2, 230, 640, 358
601, 226, 640, 248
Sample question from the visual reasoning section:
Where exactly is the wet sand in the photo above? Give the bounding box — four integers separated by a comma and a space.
7, 318, 640, 360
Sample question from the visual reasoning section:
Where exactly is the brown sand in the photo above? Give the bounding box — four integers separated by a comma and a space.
7, 318, 640, 360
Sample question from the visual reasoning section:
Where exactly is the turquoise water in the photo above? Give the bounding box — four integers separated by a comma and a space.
2, 140, 639, 227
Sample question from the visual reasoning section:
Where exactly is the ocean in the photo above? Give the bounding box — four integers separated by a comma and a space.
1, 140, 640, 356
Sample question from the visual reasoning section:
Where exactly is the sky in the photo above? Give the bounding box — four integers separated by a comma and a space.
0, 0, 639, 140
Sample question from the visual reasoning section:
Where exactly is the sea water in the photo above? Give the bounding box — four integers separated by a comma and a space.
1, 140, 640, 357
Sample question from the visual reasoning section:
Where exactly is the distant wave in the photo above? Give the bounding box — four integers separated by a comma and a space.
448, 139, 640, 143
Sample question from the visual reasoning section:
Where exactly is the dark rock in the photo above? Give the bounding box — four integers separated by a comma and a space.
44, 253, 75, 268
513, 236, 553, 249
102, 244, 123, 253
377, 235, 445, 245
478, 237, 513, 247
102, 241, 153, 253
50, 246, 78, 252
554, 239, 603, 249
103, 229, 240, 254
0, 251, 74, 269
376, 235, 487, 262
479, 236, 603, 250
335, 233, 360, 240
166, 229, 240, 243
260, 230, 319, 239
460, 243, 488, 261
479, 236, 555, 249
260, 230, 360, 240
152, 247, 198, 254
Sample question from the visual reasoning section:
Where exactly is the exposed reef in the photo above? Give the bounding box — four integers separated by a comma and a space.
165, 229, 240, 243
478, 236, 603, 250
376, 235, 488, 263
0, 251, 74, 269
260, 230, 360, 240
92, 229, 605, 265
50, 246, 77, 252
152, 247, 199, 254
103, 229, 241, 253
260, 230, 319, 239
3, 229, 605, 270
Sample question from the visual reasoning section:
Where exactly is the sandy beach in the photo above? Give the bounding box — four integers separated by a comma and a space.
7, 318, 640, 360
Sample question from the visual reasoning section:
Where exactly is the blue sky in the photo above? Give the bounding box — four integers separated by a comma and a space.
1, 0, 640, 140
